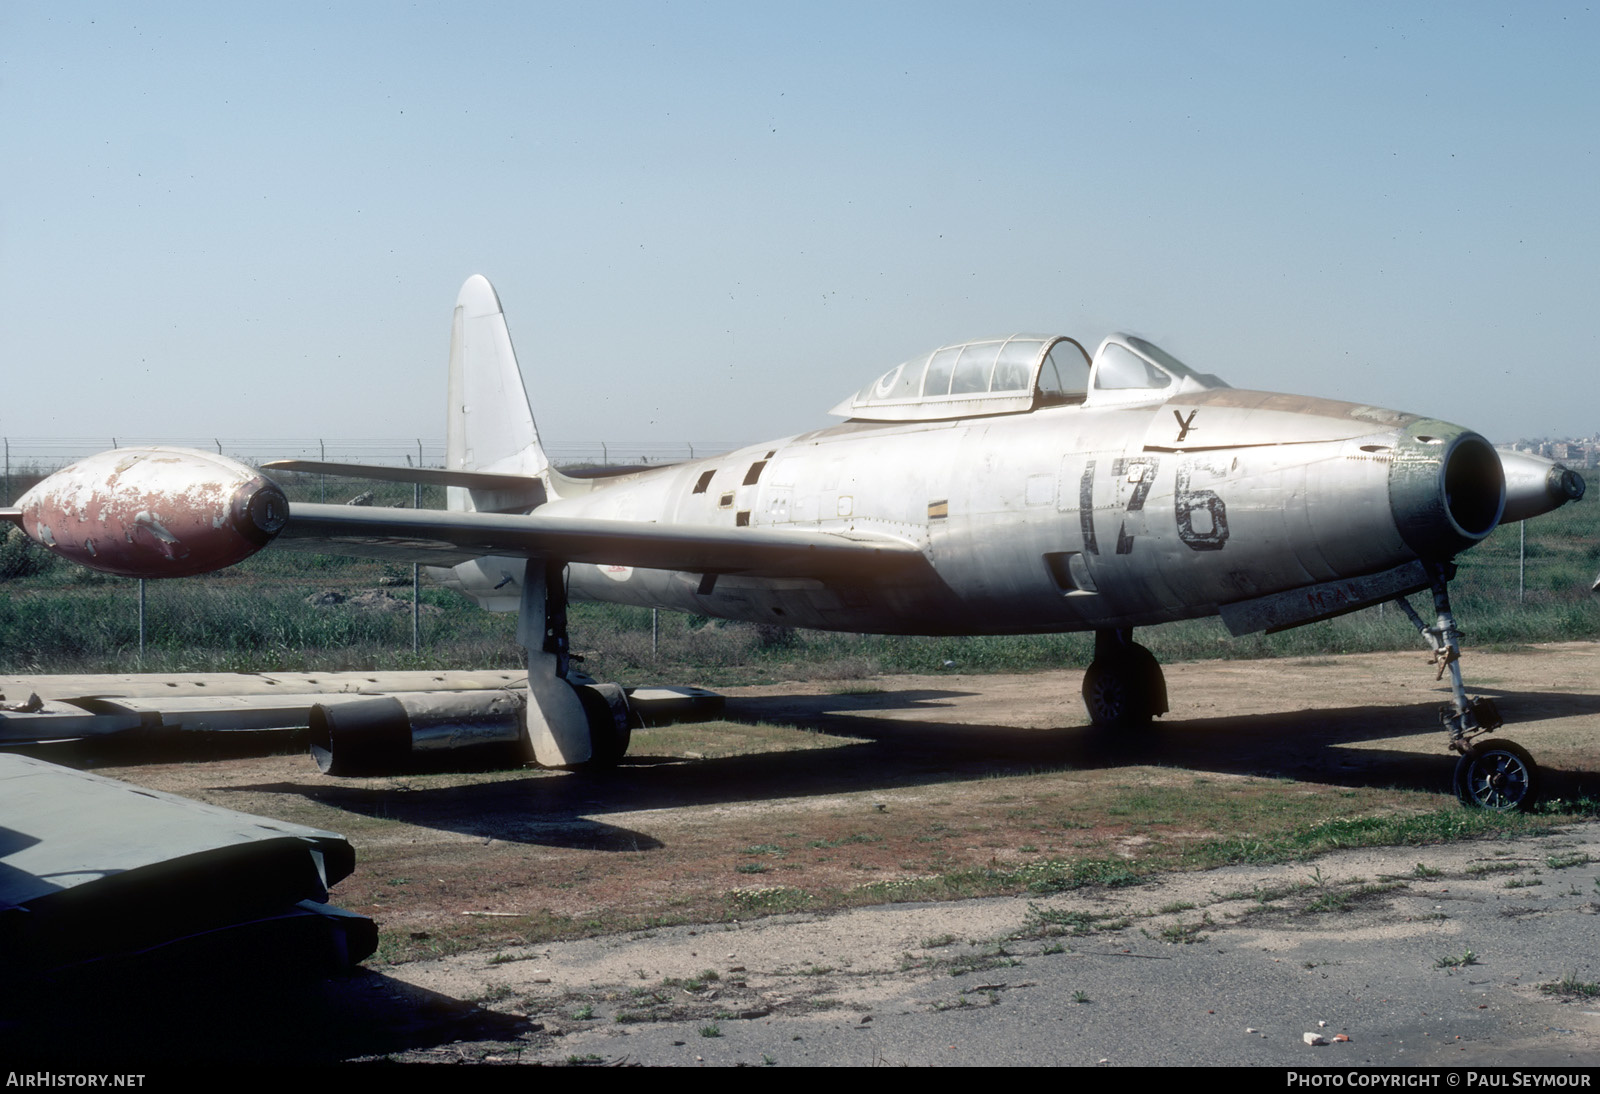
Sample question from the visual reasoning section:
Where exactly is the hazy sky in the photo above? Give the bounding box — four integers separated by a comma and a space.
3, 1, 1596, 454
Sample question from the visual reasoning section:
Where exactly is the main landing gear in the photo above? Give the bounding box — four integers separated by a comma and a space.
520, 557, 632, 770
1393, 562, 1537, 812
1082, 628, 1168, 729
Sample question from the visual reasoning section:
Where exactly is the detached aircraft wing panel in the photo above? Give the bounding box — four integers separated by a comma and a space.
275, 502, 930, 580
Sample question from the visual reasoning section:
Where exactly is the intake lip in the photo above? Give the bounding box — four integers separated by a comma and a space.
1388, 421, 1505, 561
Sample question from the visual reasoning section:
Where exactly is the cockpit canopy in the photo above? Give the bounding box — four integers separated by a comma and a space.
829, 333, 1228, 422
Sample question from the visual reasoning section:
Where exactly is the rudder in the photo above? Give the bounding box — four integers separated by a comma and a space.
446, 275, 548, 512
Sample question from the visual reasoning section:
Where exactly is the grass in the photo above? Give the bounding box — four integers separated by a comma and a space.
344, 782, 1579, 963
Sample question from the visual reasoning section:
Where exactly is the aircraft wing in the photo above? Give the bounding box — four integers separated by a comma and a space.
274, 502, 929, 580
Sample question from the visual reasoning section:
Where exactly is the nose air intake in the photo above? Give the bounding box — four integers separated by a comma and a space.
1388, 421, 1505, 561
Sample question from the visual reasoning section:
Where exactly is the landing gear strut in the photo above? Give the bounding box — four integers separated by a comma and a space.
1393, 562, 1536, 811
1082, 628, 1168, 729
518, 557, 631, 769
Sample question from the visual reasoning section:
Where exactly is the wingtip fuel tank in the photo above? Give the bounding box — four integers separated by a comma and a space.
13, 447, 288, 578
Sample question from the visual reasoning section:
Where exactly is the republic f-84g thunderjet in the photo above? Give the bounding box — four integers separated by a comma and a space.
4, 277, 1586, 808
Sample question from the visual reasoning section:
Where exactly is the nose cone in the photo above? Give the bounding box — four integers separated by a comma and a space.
1388, 419, 1505, 561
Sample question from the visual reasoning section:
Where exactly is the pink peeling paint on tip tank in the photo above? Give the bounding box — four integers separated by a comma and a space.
15, 447, 288, 578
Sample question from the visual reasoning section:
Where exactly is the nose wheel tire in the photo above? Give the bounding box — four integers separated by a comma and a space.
1453, 739, 1538, 812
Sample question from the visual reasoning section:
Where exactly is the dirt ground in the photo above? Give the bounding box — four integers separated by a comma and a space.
24, 641, 1600, 1065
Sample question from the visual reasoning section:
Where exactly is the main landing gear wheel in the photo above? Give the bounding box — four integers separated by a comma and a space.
1453, 739, 1538, 812
573, 682, 632, 771
1082, 639, 1166, 729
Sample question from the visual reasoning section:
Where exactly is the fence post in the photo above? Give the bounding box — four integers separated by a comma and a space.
413, 439, 424, 653
413, 478, 422, 654
1519, 521, 1526, 603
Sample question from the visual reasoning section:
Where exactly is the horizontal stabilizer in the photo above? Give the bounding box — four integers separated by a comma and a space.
275, 502, 928, 580
262, 459, 540, 493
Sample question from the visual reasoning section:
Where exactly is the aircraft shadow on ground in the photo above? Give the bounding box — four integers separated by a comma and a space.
0, 961, 534, 1066
206, 684, 1600, 844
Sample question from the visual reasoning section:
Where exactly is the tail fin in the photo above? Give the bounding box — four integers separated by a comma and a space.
446, 275, 549, 512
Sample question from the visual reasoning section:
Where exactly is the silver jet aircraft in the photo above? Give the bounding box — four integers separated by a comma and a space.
5, 276, 1586, 808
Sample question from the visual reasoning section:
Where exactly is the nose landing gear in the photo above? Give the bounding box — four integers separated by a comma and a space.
1394, 562, 1537, 811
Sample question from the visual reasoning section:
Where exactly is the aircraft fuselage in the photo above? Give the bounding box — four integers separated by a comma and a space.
510, 389, 1500, 637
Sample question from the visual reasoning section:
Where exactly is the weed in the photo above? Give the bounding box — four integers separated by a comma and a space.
1466, 861, 1523, 876
472, 982, 515, 1005
1435, 950, 1480, 969
1072, 990, 1091, 1004
1540, 972, 1600, 999
806, 833, 883, 849
1158, 916, 1211, 944
1020, 904, 1128, 938
1305, 881, 1404, 914
571, 1004, 595, 1021
1412, 863, 1443, 878
922, 933, 958, 948
1545, 852, 1592, 870
945, 947, 1023, 977
699, 1024, 722, 1038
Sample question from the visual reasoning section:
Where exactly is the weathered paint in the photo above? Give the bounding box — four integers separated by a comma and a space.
541, 393, 1506, 636
15, 447, 287, 578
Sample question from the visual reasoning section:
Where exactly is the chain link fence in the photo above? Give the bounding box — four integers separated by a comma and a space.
0, 438, 745, 673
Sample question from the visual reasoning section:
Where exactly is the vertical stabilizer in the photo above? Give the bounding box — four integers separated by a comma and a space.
446, 275, 548, 513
